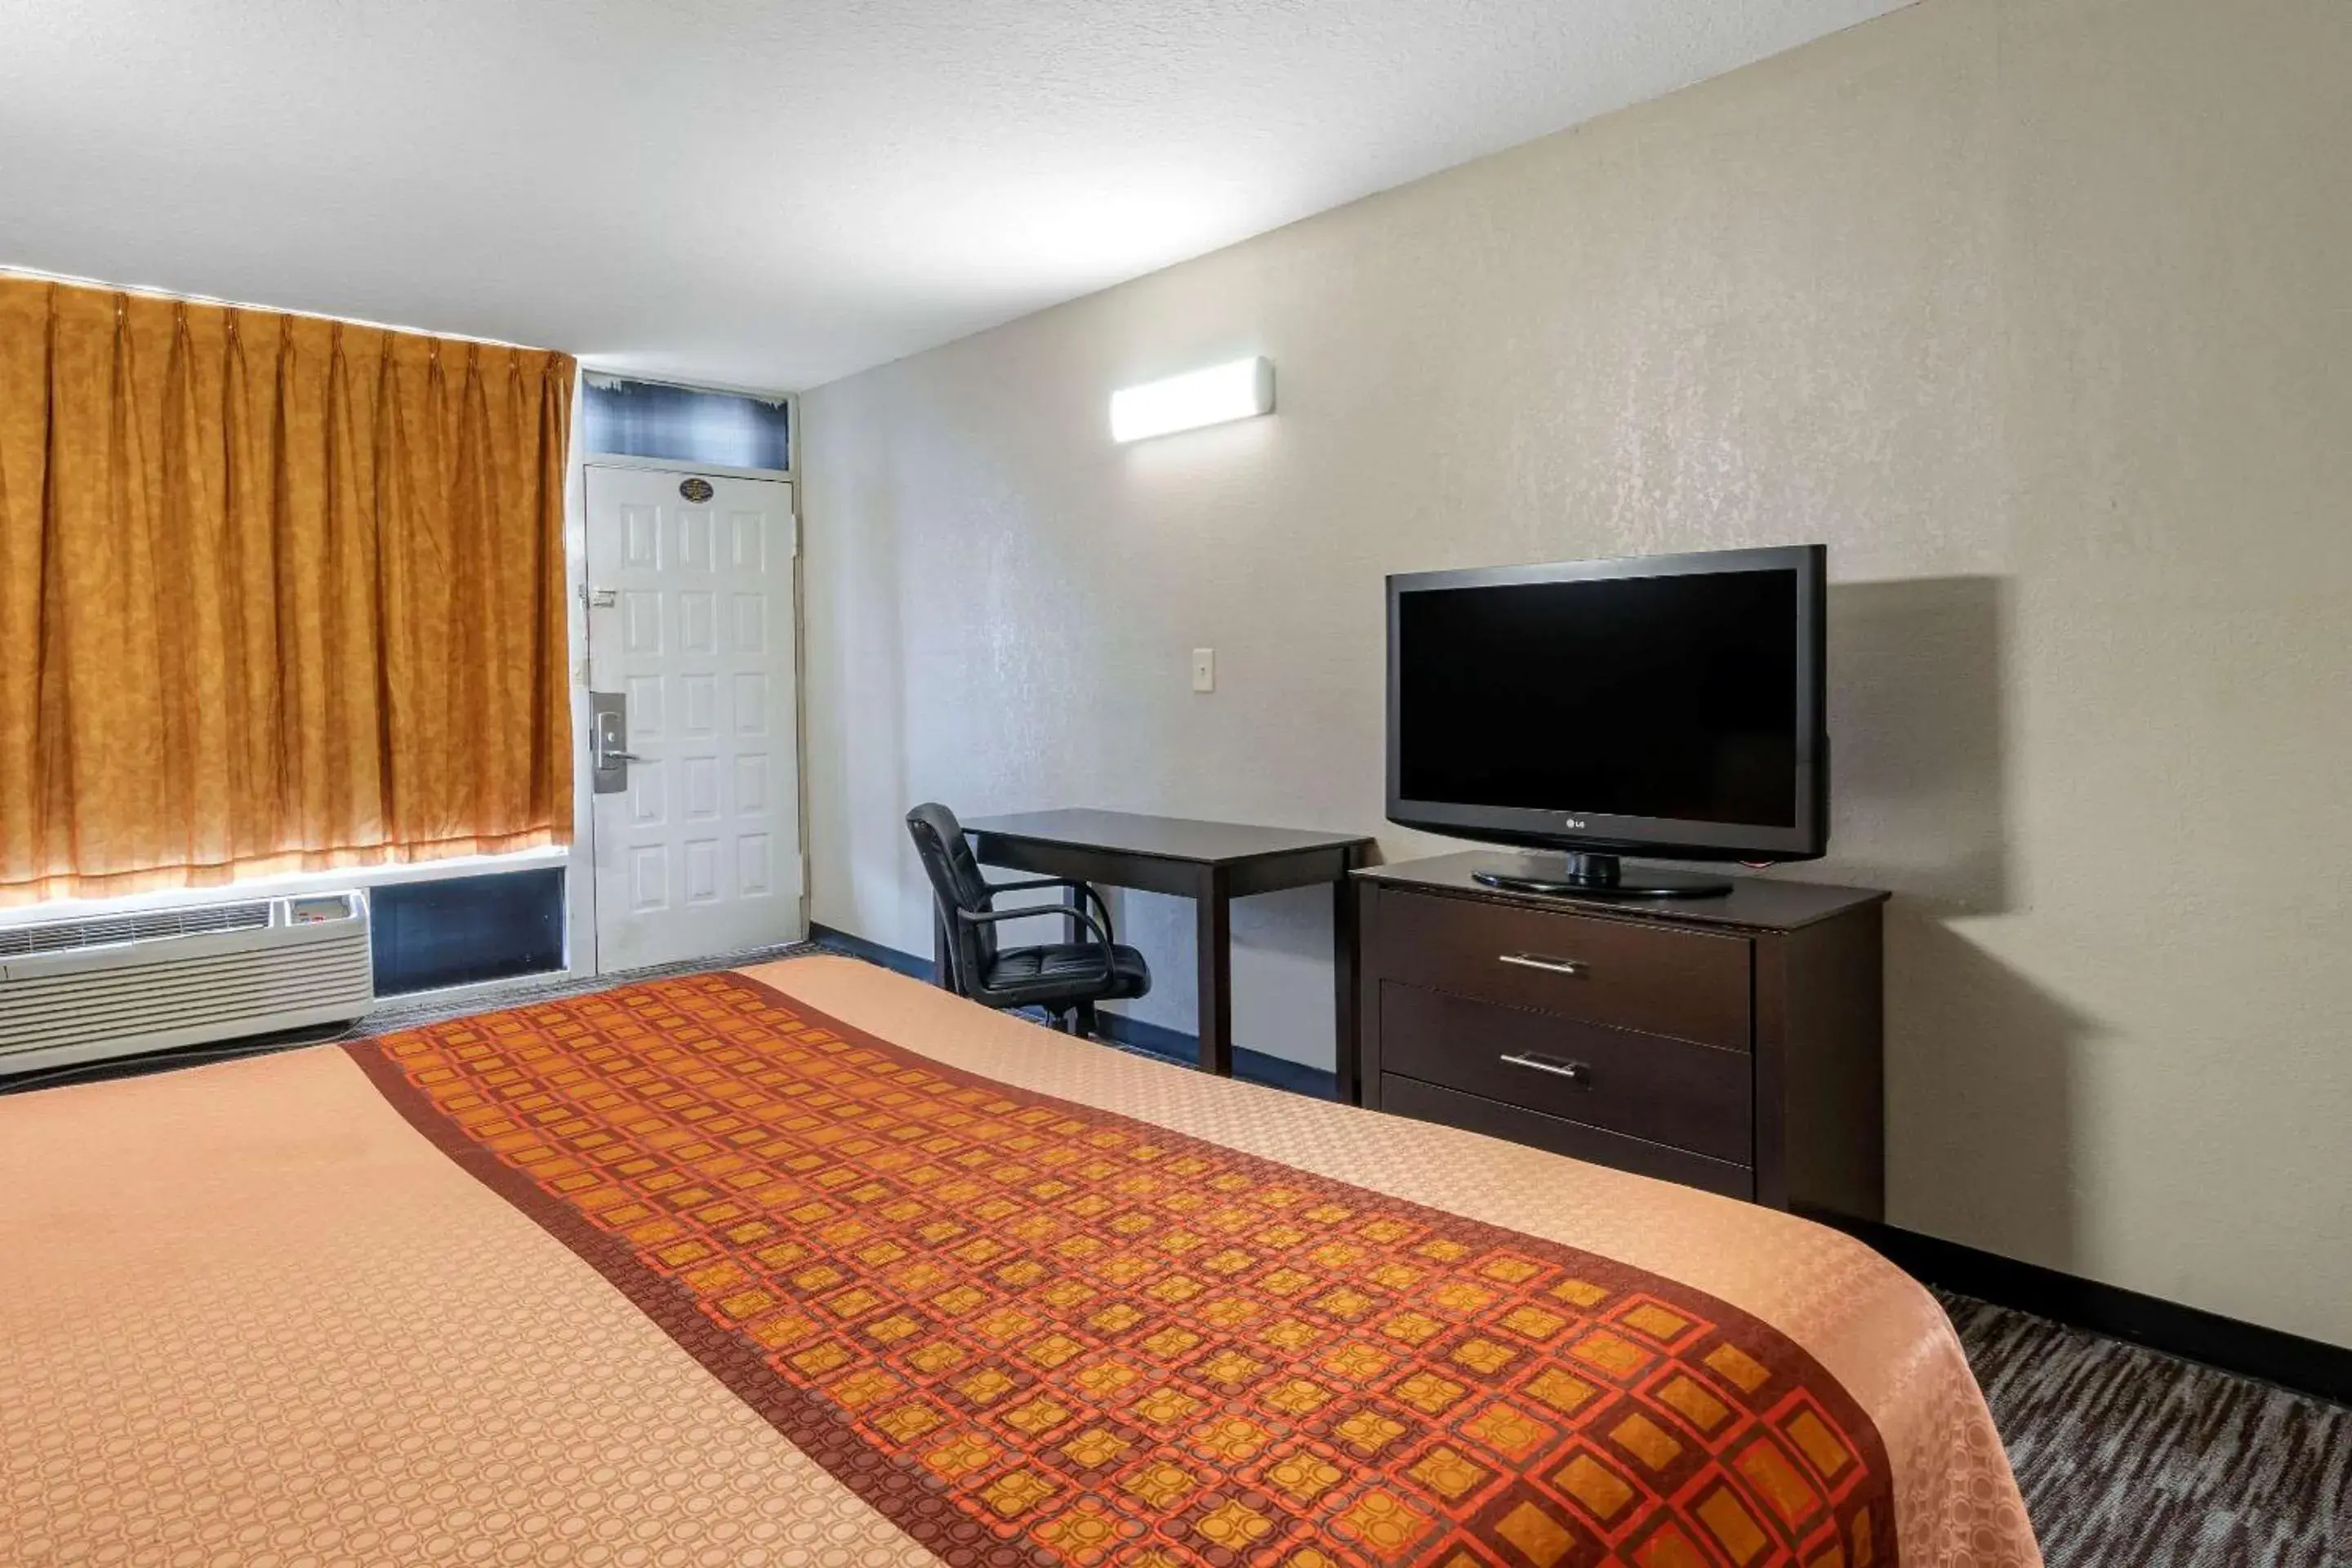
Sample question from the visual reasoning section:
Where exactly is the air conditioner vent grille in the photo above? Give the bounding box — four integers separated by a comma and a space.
0, 894, 373, 1074
0, 900, 274, 959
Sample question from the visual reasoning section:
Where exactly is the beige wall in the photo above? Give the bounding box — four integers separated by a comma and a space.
800, 0, 2352, 1346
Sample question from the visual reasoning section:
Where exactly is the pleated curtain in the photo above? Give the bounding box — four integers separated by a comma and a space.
0, 275, 574, 903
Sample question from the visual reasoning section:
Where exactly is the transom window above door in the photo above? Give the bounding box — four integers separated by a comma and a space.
582, 376, 791, 473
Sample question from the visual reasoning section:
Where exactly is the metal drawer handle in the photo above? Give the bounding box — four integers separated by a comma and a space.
1498, 952, 1585, 978
1500, 1052, 1592, 1087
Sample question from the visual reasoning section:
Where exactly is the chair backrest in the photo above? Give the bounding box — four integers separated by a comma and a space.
905, 802, 996, 990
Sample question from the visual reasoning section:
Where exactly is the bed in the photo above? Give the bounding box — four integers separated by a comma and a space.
0, 955, 2039, 1566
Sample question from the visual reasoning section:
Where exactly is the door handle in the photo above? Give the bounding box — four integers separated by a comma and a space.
1499, 1052, 1592, 1087
1499, 952, 1584, 978
588, 693, 638, 794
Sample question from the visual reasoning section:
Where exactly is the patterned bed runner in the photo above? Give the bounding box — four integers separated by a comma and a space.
350, 970, 1895, 1568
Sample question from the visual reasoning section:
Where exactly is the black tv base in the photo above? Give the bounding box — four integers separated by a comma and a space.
1472, 852, 1732, 900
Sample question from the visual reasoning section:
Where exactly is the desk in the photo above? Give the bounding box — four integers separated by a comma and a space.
946, 810, 1374, 1098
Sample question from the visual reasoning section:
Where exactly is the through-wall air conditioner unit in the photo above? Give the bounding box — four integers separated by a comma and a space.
0, 893, 375, 1078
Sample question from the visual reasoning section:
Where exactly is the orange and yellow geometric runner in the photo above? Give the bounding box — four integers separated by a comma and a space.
351, 971, 1895, 1568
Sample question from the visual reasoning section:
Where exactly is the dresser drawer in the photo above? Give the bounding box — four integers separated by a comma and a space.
1370, 888, 1753, 1050
1377, 982, 1752, 1165
1381, 1076, 1755, 1200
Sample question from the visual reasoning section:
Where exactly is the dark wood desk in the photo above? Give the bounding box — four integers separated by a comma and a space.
946, 810, 1374, 1092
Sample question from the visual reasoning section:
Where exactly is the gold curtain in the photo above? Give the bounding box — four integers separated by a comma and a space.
0, 276, 574, 904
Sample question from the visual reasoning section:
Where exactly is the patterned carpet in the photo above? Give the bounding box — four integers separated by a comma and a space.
16, 942, 2351, 1562
1940, 1294, 2350, 1566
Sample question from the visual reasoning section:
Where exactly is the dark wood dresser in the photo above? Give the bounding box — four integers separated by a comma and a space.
1352, 851, 1888, 1219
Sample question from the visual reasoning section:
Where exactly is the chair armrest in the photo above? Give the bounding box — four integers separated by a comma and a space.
956, 903, 1116, 980
980, 876, 1117, 944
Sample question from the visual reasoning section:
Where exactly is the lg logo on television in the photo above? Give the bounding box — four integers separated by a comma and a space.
1563, 817, 1587, 829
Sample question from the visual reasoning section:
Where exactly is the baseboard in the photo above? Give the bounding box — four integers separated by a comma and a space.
1815, 1212, 2352, 1408
808, 922, 1338, 1101
809, 922, 934, 982
1091, 1011, 1339, 1102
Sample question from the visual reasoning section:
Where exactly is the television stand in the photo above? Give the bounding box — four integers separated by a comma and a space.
1351, 850, 1888, 1216
1472, 852, 1731, 900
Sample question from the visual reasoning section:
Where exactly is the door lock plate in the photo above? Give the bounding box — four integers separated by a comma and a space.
589, 691, 634, 794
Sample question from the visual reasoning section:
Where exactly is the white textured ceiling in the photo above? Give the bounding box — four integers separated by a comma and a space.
1, 0, 1909, 390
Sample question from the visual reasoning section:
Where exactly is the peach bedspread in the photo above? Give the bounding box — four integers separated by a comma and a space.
0, 956, 2038, 1566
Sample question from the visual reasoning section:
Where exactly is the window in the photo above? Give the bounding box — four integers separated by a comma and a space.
582, 376, 791, 471
371, 869, 567, 996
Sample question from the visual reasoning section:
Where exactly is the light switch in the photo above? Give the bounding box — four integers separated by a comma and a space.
1192, 648, 1216, 693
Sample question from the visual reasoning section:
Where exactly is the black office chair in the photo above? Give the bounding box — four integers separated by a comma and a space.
906, 802, 1150, 1038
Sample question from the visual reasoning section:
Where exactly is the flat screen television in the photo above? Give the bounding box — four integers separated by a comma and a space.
1387, 545, 1827, 898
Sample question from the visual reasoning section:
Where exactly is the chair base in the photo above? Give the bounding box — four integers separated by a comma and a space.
1045, 1000, 1101, 1040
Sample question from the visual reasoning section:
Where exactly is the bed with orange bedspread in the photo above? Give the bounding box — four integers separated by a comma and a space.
0, 956, 2038, 1566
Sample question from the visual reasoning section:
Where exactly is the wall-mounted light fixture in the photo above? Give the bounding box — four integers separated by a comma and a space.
1110, 357, 1275, 443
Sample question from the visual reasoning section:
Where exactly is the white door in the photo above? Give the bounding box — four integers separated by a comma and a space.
584, 465, 804, 972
